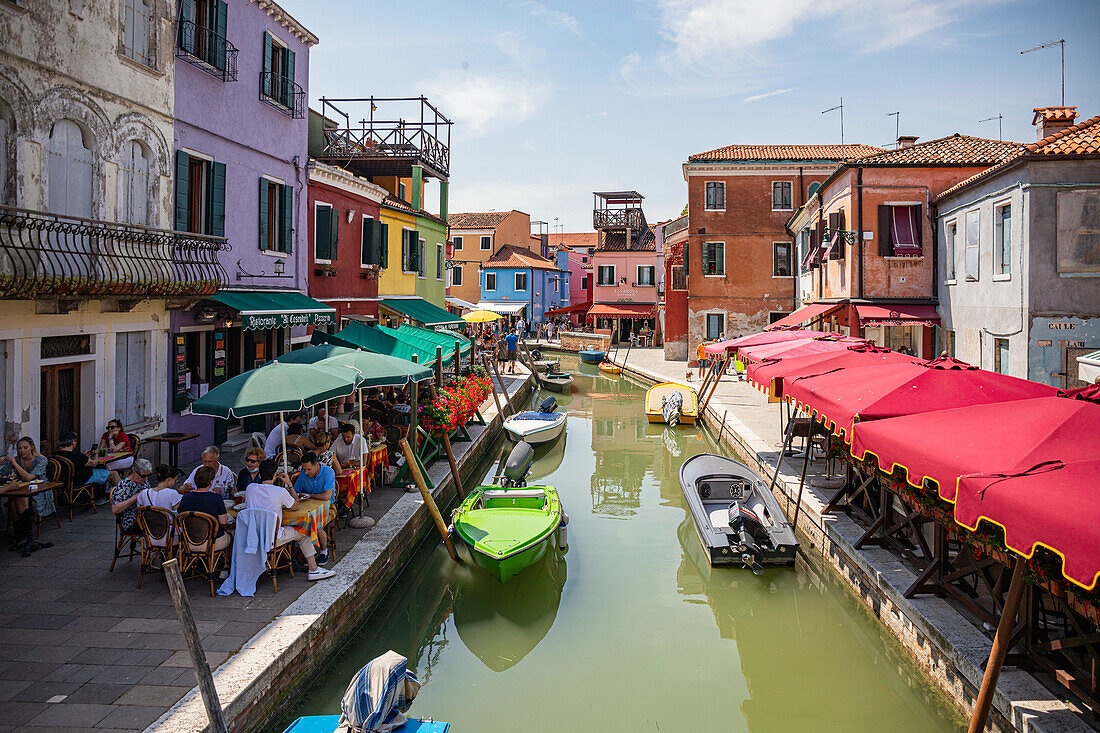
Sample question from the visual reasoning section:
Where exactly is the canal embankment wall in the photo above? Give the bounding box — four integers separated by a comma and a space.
575, 346, 1091, 733
146, 373, 535, 733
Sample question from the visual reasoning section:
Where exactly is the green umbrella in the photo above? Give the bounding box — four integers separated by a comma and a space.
275, 344, 433, 386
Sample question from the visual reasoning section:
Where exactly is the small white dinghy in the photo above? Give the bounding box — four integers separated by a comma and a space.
503, 397, 567, 445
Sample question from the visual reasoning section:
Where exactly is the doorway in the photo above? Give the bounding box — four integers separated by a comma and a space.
40, 364, 81, 453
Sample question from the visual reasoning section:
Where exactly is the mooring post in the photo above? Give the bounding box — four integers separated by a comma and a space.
521, 339, 542, 389
792, 411, 816, 532
482, 356, 505, 417
400, 438, 460, 562
163, 559, 228, 733
968, 558, 1027, 733
488, 352, 515, 415
716, 409, 729, 444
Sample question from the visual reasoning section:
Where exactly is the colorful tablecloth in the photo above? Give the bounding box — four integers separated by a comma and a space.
336, 470, 365, 509
282, 499, 330, 544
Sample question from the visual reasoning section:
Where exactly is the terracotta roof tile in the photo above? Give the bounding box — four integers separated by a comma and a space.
851, 134, 1024, 166
550, 232, 598, 250
598, 227, 656, 252
483, 245, 559, 271
381, 195, 445, 225
688, 144, 882, 162
1033, 106, 1078, 124
447, 211, 515, 229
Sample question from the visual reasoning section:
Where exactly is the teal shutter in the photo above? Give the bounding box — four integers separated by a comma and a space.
281, 183, 293, 253
315, 205, 330, 260
258, 178, 269, 250
262, 32, 273, 97
174, 150, 190, 231
328, 207, 339, 259
682, 240, 689, 276
411, 230, 421, 272
380, 222, 389, 269
212, 0, 228, 69
177, 0, 195, 54
209, 161, 225, 237
284, 48, 296, 108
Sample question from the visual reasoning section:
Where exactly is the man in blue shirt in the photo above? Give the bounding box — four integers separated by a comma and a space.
290, 452, 335, 564
504, 331, 519, 374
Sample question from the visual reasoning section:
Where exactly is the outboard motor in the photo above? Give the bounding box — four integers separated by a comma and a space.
538, 396, 558, 414
728, 495, 771, 575
661, 391, 684, 426
531, 348, 543, 361
501, 442, 534, 487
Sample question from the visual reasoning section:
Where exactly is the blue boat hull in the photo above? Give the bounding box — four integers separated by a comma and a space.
579, 350, 605, 363
284, 715, 449, 733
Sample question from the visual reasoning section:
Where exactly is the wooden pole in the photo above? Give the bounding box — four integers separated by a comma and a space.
521, 339, 542, 389
488, 352, 515, 416
357, 388, 366, 511
716, 409, 729, 444
792, 412, 815, 532
491, 443, 507, 483
968, 558, 1027, 733
482, 355, 505, 417
454, 342, 461, 378
163, 559, 228, 733
399, 438, 459, 562
435, 346, 443, 388
442, 434, 465, 500
767, 419, 795, 496
699, 359, 727, 416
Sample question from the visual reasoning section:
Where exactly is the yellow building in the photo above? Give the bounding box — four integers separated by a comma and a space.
378, 197, 419, 297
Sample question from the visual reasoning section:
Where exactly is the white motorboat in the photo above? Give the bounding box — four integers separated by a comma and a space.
503, 397, 567, 445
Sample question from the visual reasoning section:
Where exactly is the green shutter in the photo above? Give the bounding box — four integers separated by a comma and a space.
380, 222, 389, 269
284, 48, 296, 108
682, 240, 688, 276
258, 178, 269, 250
315, 205, 330, 260
212, 0, 228, 69
328, 206, 339, 259
174, 150, 189, 231
411, 230, 421, 272
262, 31, 273, 97
281, 182, 293, 253
178, 0, 195, 54
209, 161, 225, 237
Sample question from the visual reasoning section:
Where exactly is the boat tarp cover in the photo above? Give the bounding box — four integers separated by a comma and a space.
337, 650, 420, 733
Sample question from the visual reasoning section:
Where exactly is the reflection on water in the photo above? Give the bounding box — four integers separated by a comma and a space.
288, 358, 962, 732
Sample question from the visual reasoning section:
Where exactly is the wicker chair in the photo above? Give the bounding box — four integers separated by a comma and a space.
236, 508, 295, 593
176, 511, 231, 597
37, 457, 65, 535
135, 506, 176, 589
53, 454, 97, 521
108, 484, 140, 572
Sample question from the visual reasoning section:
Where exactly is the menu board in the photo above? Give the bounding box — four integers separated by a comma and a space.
212, 329, 227, 384
172, 334, 190, 413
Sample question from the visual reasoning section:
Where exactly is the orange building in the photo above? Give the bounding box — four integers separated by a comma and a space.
446, 210, 536, 307
785, 135, 1025, 358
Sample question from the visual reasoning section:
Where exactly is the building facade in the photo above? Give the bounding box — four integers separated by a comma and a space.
662, 215, 689, 358
681, 144, 880, 357
934, 109, 1100, 387
478, 246, 568, 328
446, 210, 536, 308
588, 192, 660, 341
0, 0, 224, 451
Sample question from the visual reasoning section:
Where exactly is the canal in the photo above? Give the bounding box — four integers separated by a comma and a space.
287, 359, 964, 731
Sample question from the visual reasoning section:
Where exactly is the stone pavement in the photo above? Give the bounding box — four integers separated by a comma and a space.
0, 372, 529, 733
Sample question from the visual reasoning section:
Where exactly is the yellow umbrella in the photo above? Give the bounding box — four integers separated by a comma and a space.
463, 309, 502, 323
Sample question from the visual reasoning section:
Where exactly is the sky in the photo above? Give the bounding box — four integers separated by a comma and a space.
281, 0, 1100, 232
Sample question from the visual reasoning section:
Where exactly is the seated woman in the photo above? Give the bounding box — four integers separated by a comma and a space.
99, 418, 135, 472
235, 447, 265, 498
137, 464, 183, 512
0, 436, 53, 554
313, 430, 341, 473
176, 465, 230, 552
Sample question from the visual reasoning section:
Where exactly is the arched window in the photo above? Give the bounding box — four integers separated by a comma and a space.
120, 139, 151, 226
47, 119, 94, 219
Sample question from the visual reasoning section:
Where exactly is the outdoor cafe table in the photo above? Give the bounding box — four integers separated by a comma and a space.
0, 480, 63, 532
228, 498, 331, 544
335, 445, 388, 510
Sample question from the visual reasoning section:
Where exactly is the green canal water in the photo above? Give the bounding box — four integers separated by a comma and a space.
287, 360, 963, 732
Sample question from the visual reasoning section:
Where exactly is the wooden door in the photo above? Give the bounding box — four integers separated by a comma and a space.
40, 364, 81, 454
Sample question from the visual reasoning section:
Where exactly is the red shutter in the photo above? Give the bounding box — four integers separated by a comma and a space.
828, 212, 842, 260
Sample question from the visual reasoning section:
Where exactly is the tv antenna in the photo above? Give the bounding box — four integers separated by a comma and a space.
822, 98, 845, 159
1021, 39, 1065, 106
887, 112, 900, 146
979, 114, 1004, 141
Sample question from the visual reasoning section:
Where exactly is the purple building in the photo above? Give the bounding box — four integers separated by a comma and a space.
169, 0, 325, 461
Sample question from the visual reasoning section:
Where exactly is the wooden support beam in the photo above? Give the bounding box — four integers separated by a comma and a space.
400, 438, 459, 563
968, 557, 1026, 733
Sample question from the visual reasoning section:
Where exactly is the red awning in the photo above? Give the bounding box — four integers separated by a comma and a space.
765, 304, 842, 331
746, 344, 912, 400
704, 328, 820, 355
856, 303, 940, 327
738, 334, 864, 365
546, 301, 591, 316
588, 303, 655, 318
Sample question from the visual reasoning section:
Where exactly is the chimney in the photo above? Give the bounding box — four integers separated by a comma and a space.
1032, 107, 1077, 141
897, 135, 919, 148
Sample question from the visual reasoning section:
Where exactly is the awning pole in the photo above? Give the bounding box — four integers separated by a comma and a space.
358, 387, 365, 512
792, 410, 816, 532
279, 410, 288, 475
968, 557, 1026, 733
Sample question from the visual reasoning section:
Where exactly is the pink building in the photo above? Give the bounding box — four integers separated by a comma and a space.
550, 232, 596, 325
588, 192, 659, 341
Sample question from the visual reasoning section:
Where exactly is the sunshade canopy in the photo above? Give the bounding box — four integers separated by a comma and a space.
190, 362, 357, 419
704, 329, 821, 355
383, 323, 471, 364
587, 303, 655, 318
737, 334, 864, 364
445, 296, 479, 311
476, 301, 527, 315
855, 303, 940, 327
212, 290, 336, 330
273, 344, 433, 386
546, 301, 591, 316
377, 297, 464, 327
746, 344, 912, 400
318, 321, 468, 367
463, 309, 502, 323
764, 303, 842, 331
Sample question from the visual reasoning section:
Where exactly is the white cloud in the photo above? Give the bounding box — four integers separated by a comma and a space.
421, 70, 549, 137
742, 87, 795, 103
523, 1, 582, 35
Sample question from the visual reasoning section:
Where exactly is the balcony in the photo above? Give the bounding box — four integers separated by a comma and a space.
0, 206, 229, 300
176, 20, 238, 82
592, 190, 647, 234
260, 71, 306, 119
314, 97, 452, 180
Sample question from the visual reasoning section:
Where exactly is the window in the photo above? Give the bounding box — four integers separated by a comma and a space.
943, 330, 956, 357
48, 120, 94, 219
807, 182, 820, 197
944, 221, 957, 281
174, 150, 225, 236
452, 235, 463, 251
877, 205, 922, 257
993, 338, 1009, 374
515, 272, 527, 291
1055, 190, 1100, 274
772, 242, 792, 277
0, 341, 7, 431
964, 209, 980, 281
177, 0, 229, 71
451, 264, 462, 286
417, 238, 426, 277
480, 235, 491, 250
115, 331, 148, 428
485, 272, 496, 291
313, 202, 337, 261
670, 265, 686, 290
259, 177, 291, 252
705, 181, 725, 211
772, 181, 792, 211
597, 265, 615, 286
261, 31, 297, 110
637, 266, 655, 286
706, 313, 724, 340
120, 0, 154, 67
360, 216, 387, 267
120, 140, 152, 226
702, 241, 725, 275
436, 244, 444, 280
581, 275, 588, 290
994, 202, 1011, 276
400, 229, 420, 272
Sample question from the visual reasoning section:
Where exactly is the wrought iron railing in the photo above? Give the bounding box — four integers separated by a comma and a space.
593, 207, 646, 232
0, 206, 229, 299
175, 20, 238, 81
260, 71, 306, 119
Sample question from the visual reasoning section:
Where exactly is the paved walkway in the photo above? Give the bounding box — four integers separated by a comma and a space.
0, 372, 528, 732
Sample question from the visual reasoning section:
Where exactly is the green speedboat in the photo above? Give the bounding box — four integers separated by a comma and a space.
453, 444, 565, 583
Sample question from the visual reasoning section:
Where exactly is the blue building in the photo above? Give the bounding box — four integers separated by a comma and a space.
478, 246, 569, 327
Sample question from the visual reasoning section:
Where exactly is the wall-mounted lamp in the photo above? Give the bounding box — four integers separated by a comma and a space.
619, 276, 627, 285
346, 210, 356, 223
196, 308, 217, 324
274, 259, 285, 274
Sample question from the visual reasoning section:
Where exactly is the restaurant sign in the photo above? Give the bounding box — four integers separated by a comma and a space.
241, 310, 336, 330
